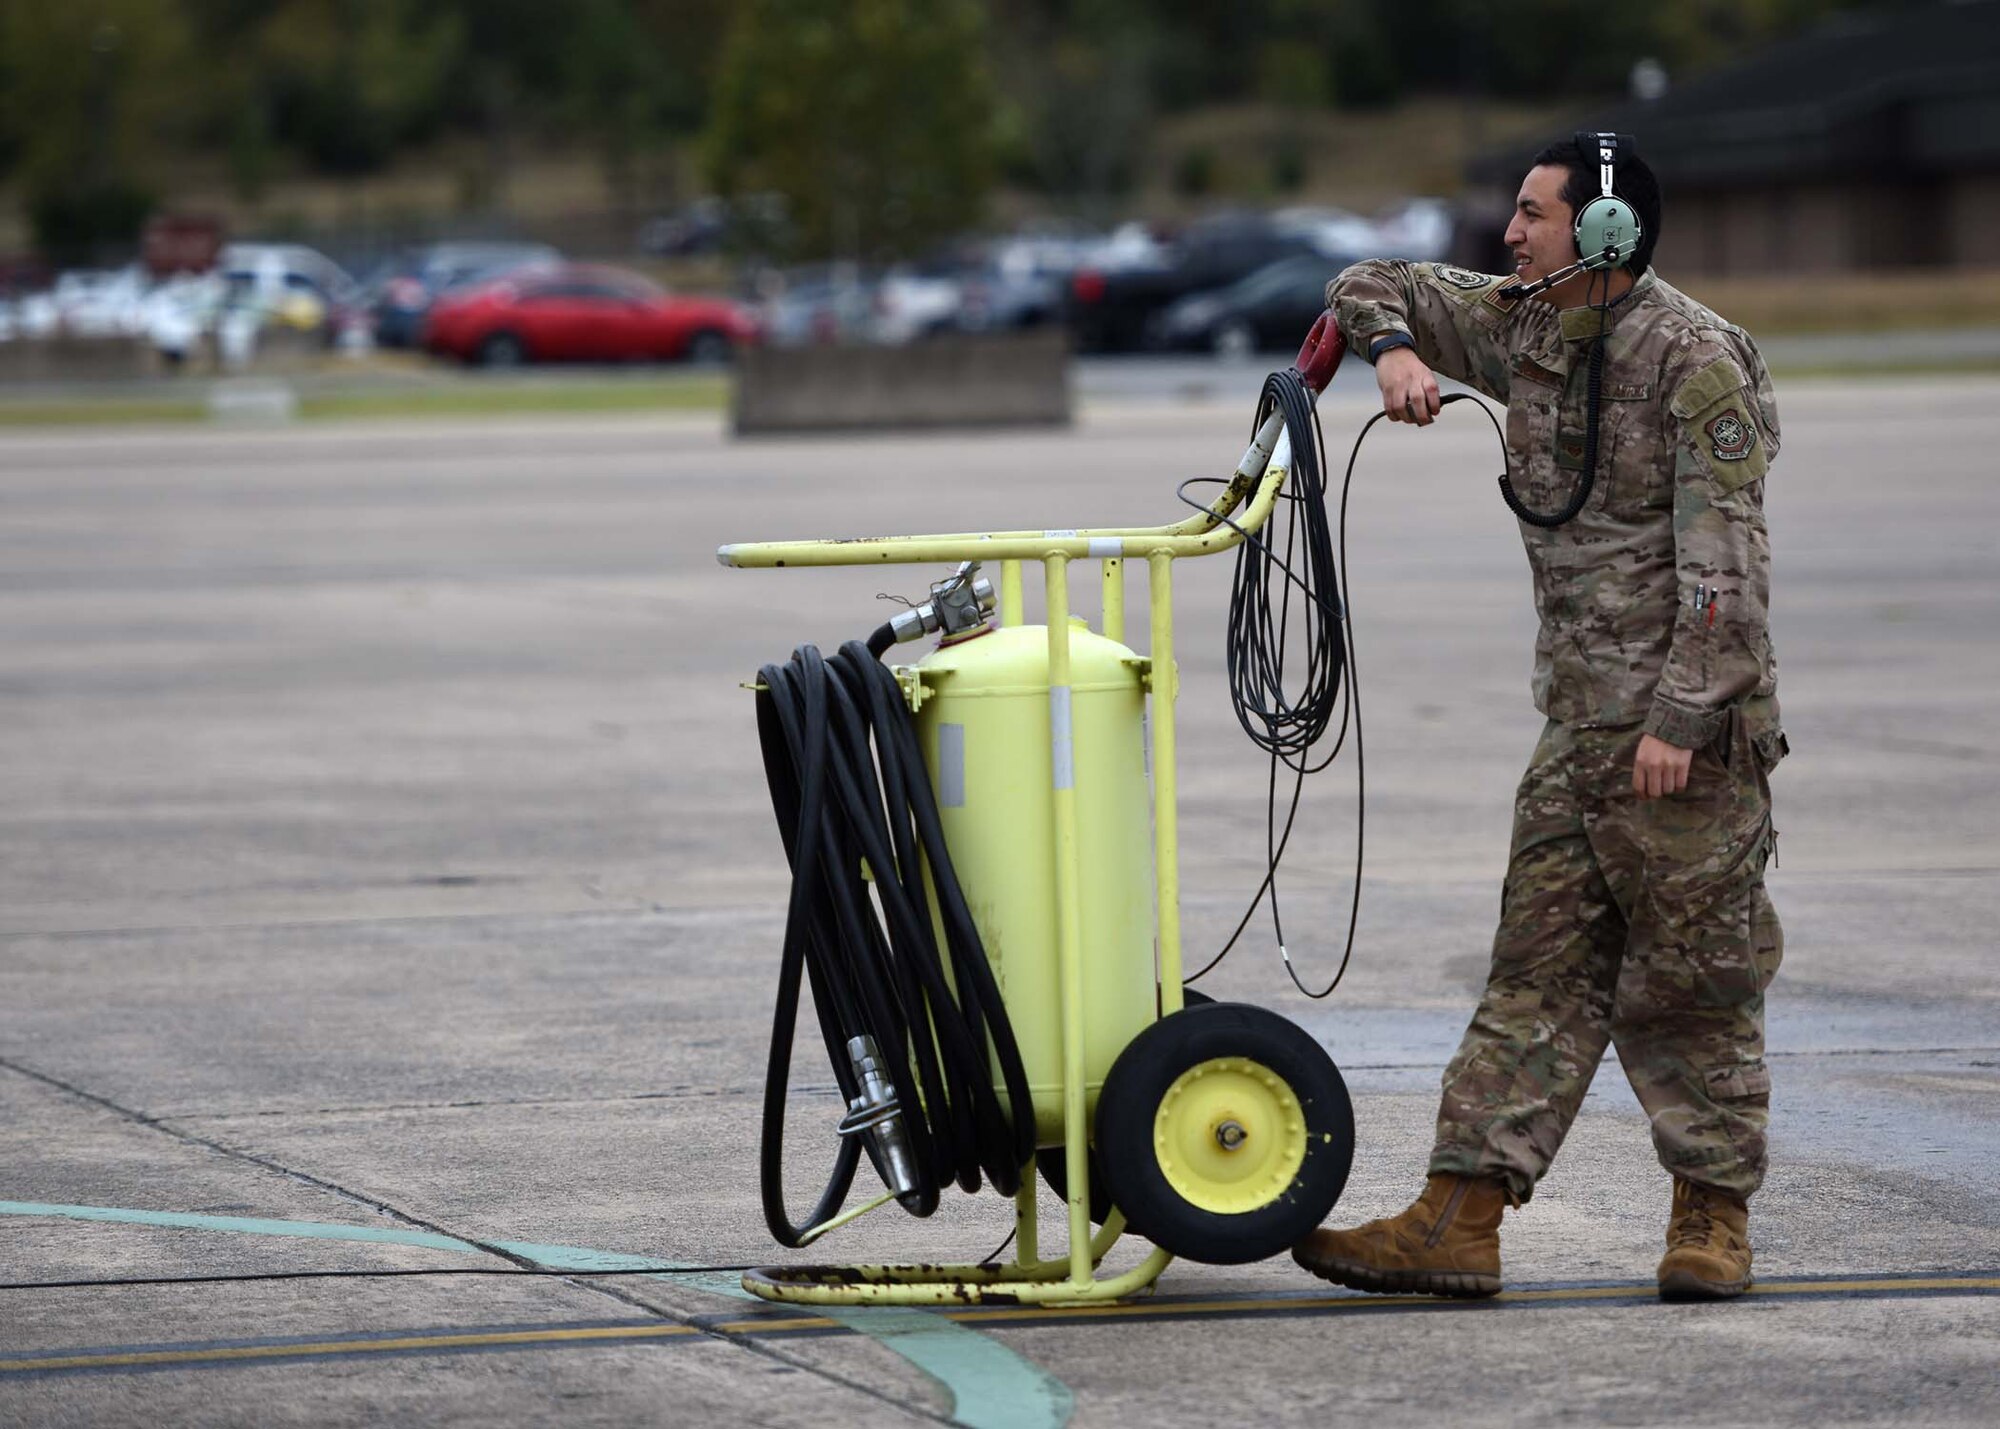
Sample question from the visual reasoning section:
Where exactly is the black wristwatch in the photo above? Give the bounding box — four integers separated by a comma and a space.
1368, 332, 1416, 364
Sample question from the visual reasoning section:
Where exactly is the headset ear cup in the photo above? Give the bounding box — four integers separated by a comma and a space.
1574, 196, 1641, 271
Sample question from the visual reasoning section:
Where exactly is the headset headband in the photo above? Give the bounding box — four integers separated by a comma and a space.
1576, 130, 1620, 199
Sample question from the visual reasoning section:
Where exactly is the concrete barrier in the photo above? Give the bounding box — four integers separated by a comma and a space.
732, 330, 1071, 436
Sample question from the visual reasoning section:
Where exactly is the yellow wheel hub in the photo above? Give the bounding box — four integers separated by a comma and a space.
1152, 1056, 1306, 1215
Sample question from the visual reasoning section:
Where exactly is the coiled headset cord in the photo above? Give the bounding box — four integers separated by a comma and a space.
1179, 366, 1508, 998
753, 638, 1034, 1244
1498, 268, 1613, 528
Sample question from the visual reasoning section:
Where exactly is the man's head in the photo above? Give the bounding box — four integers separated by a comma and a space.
1504, 136, 1661, 301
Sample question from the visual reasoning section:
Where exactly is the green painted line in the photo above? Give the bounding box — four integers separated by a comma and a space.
808, 1305, 1073, 1429
0, 1201, 478, 1254
0, 1201, 1072, 1429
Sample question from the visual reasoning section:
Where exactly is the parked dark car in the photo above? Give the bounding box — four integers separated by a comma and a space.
423, 264, 758, 366
1064, 213, 1327, 354
370, 242, 560, 348
1145, 254, 1345, 356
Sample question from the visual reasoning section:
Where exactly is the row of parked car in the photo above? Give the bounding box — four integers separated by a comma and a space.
0, 199, 1456, 368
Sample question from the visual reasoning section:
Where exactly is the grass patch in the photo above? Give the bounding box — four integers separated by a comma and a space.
295, 376, 729, 421
0, 375, 730, 429
0, 399, 207, 426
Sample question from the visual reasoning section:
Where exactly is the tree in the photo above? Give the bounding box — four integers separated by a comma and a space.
559, 0, 731, 213
0, 0, 190, 262
702, 0, 999, 261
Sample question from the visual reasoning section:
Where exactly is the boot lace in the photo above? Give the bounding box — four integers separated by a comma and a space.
1669, 1183, 1740, 1250
1668, 1203, 1716, 1249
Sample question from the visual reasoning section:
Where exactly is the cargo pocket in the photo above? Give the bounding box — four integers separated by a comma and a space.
1704, 1059, 1771, 1104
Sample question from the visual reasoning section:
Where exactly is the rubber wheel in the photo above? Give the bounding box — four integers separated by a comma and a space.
478, 331, 527, 367
1094, 1000, 1352, 1265
1038, 987, 1213, 1223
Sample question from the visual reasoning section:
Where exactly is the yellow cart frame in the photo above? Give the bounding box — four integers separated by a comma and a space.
721, 410, 1299, 1306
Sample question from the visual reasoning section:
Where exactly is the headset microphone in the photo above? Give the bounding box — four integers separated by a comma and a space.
1498, 258, 1587, 302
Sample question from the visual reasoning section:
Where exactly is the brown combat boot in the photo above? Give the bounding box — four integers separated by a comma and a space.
1657, 1177, 1753, 1301
1291, 1173, 1509, 1298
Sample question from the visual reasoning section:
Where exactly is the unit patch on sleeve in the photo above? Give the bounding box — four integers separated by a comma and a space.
1433, 264, 1490, 290
1706, 408, 1756, 462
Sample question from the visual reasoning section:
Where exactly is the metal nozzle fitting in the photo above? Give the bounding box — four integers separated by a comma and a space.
888, 561, 996, 645
835, 1034, 920, 1199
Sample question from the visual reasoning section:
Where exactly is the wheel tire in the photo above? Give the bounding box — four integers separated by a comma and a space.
1038, 987, 1214, 1223
1094, 1000, 1352, 1265
478, 331, 527, 368
1213, 320, 1255, 361
685, 328, 732, 365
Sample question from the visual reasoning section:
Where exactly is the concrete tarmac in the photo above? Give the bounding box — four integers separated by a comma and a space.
2, 377, 1997, 1426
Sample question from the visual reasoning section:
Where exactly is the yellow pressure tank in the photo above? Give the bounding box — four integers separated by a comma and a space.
913, 620, 1157, 1146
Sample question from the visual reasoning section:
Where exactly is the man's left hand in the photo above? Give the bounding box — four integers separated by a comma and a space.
1633, 733, 1694, 799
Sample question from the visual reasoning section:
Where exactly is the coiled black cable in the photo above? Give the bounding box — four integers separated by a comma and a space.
1180, 368, 1509, 998
754, 636, 1033, 1246
1176, 367, 1362, 998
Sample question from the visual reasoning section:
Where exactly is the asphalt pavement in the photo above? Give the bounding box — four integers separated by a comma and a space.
2, 375, 1997, 1427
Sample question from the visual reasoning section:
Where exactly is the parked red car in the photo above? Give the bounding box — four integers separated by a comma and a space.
422, 264, 758, 366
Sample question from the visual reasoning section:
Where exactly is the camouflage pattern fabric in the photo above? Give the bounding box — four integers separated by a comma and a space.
1324, 260, 1790, 1202
1429, 716, 1783, 1203
1327, 262, 1782, 748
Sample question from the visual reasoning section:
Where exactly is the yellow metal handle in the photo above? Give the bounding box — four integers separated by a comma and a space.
717, 412, 1290, 570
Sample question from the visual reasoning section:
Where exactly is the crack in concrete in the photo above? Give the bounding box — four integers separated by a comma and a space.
0, 1053, 962, 1427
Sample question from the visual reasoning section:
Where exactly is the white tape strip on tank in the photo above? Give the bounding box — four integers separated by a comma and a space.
1050, 687, 1074, 790
938, 724, 966, 808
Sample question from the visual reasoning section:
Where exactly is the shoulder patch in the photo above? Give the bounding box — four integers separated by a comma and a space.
1432, 263, 1492, 291
1705, 408, 1756, 462
1669, 355, 1748, 420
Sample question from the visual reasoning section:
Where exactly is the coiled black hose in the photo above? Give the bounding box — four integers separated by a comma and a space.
754, 636, 1034, 1246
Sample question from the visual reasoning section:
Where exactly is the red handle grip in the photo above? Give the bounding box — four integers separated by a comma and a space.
1293, 309, 1346, 393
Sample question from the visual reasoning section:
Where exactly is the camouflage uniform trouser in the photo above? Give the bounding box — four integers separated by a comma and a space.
1430, 716, 1783, 1203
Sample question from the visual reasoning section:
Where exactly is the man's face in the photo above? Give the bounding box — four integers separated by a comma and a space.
1503, 165, 1576, 290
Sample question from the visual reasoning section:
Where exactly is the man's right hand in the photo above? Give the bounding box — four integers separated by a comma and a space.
1377, 347, 1441, 426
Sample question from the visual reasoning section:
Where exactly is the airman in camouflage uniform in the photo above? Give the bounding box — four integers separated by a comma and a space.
1293, 155, 1788, 1302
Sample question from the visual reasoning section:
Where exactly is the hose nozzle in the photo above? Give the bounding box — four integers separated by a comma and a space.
887, 560, 996, 645
836, 1035, 921, 1202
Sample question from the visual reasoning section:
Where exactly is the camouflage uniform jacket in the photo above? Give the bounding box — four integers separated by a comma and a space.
1327, 261, 1781, 749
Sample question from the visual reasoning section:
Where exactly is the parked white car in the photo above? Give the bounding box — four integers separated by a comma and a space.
217, 242, 365, 343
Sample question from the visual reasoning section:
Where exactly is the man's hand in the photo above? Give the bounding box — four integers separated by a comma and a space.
1377, 347, 1441, 426
1633, 733, 1694, 799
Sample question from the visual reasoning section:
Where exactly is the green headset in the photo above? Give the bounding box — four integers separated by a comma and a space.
1493, 130, 1644, 530
1572, 130, 1642, 271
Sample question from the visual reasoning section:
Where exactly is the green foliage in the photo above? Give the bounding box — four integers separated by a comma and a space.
0, 0, 1927, 260
987, 0, 1157, 206
228, 0, 462, 176
702, 0, 999, 260
1269, 133, 1308, 194
0, 0, 190, 260
1173, 146, 1216, 199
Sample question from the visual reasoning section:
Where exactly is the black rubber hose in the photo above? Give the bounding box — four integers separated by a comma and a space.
754, 638, 1032, 1247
